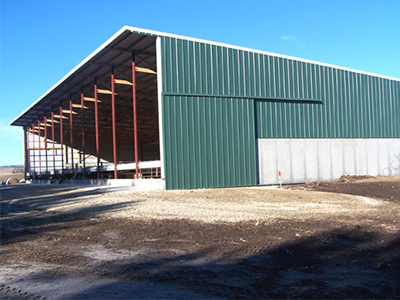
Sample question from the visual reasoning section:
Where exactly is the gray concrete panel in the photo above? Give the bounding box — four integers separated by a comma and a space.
258, 138, 400, 184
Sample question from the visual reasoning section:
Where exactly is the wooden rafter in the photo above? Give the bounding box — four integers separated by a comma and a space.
47, 119, 60, 123
71, 104, 89, 109
135, 67, 156, 74
84, 97, 102, 102
114, 78, 133, 85
53, 114, 69, 119
62, 110, 78, 115
97, 89, 117, 95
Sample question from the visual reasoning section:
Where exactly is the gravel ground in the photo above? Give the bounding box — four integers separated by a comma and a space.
38, 185, 397, 224
1, 176, 400, 299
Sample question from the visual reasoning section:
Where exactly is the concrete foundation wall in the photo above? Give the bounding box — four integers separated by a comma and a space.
258, 138, 400, 184
31, 179, 165, 190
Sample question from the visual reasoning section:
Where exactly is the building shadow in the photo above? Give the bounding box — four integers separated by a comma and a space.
18, 227, 398, 299
0, 185, 140, 245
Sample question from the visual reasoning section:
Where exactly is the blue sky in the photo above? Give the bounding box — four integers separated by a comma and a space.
1, 0, 399, 166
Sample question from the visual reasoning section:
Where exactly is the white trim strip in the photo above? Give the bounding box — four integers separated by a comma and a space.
156, 37, 165, 180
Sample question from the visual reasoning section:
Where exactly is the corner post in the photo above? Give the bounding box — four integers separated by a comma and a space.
23, 126, 28, 181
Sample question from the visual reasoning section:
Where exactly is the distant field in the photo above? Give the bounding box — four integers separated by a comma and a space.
0, 167, 24, 183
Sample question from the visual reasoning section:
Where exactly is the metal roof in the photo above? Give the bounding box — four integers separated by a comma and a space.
10, 25, 400, 127
10, 27, 158, 127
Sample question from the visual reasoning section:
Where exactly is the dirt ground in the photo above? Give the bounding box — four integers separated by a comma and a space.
1, 176, 399, 299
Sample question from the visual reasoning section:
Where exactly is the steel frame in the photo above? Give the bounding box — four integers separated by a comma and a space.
59, 104, 64, 177
52, 111, 56, 174
132, 53, 139, 179
38, 120, 41, 176
24, 127, 29, 180
44, 117, 48, 175
32, 124, 35, 178
18, 33, 161, 182
94, 78, 100, 179
111, 67, 117, 179
80, 90, 86, 178
69, 98, 74, 177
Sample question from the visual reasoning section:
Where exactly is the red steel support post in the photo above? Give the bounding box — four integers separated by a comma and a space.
132, 53, 139, 179
38, 120, 41, 176
27, 127, 31, 175
23, 127, 28, 181
44, 117, 48, 176
94, 79, 100, 179
69, 98, 74, 177
111, 68, 117, 179
52, 111, 55, 175
80, 90, 86, 178
60, 105, 64, 177
32, 124, 36, 179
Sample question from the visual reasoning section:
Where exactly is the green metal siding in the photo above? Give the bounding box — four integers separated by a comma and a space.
160, 35, 400, 139
163, 96, 257, 189
160, 36, 319, 101
255, 71, 400, 138
158, 34, 400, 189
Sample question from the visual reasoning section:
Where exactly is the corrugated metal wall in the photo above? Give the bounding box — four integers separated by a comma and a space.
161, 36, 400, 139
256, 72, 400, 138
160, 36, 319, 101
162, 96, 257, 189
159, 35, 400, 189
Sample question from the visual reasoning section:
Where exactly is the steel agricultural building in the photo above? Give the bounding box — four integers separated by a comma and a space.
10, 26, 400, 190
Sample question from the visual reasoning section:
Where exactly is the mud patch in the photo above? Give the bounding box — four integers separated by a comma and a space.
1, 177, 400, 299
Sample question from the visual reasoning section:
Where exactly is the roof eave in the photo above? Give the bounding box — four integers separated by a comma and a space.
10, 26, 400, 127
10, 26, 135, 126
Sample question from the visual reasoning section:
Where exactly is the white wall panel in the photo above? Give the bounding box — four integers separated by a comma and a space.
304, 139, 319, 182
366, 139, 379, 176
317, 139, 332, 181
258, 138, 400, 184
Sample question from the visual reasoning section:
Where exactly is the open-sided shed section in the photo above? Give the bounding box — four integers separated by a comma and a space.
11, 28, 161, 180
